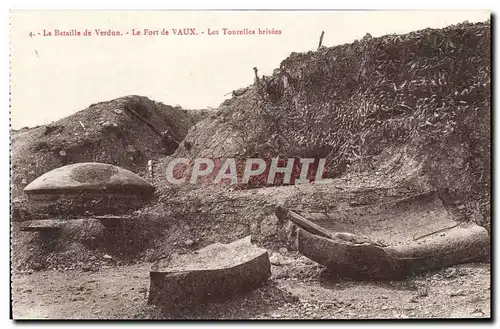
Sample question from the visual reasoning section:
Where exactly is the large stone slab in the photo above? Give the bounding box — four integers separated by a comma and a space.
19, 216, 130, 233
19, 219, 67, 232
147, 236, 271, 309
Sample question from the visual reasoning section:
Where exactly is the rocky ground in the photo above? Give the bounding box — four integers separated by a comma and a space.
10, 174, 491, 320
11, 250, 490, 320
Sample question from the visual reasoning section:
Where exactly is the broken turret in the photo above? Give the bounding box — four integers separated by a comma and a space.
23, 162, 155, 217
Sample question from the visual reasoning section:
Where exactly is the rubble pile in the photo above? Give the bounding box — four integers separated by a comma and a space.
259, 20, 490, 172
11, 95, 193, 199
177, 20, 491, 226
258, 20, 491, 227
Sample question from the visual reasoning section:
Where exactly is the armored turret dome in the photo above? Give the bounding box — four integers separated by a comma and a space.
24, 162, 154, 195
23, 162, 155, 216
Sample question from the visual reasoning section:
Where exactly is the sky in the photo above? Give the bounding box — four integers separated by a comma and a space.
10, 10, 490, 129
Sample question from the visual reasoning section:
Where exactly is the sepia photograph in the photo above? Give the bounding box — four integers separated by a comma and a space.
9, 9, 491, 320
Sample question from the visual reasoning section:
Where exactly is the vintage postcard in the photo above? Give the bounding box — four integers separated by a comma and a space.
10, 10, 491, 320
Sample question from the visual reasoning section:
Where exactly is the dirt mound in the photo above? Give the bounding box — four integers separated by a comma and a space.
11, 95, 193, 200
174, 86, 260, 158
173, 20, 491, 228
